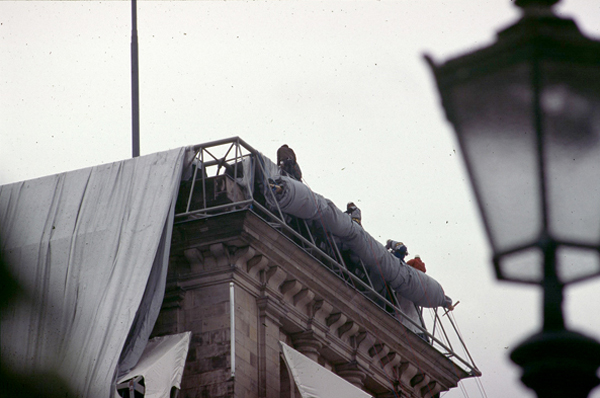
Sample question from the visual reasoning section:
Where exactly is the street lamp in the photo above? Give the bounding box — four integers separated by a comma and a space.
426, 0, 600, 397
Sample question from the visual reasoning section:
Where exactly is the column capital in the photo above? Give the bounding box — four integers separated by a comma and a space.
291, 330, 324, 362
336, 361, 368, 389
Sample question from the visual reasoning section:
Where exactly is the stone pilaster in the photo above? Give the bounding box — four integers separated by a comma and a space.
257, 297, 284, 398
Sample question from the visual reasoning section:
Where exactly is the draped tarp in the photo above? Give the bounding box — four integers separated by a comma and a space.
0, 148, 185, 398
117, 332, 191, 398
280, 341, 372, 398
116, 190, 178, 379
254, 151, 283, 211
272, 176, 452, 309
396, 294, 426, 334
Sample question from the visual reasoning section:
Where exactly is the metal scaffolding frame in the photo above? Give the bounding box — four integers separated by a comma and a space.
174, 136, 481, 378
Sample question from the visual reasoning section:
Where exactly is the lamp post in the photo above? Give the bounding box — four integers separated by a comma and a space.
426, 0, 600, 397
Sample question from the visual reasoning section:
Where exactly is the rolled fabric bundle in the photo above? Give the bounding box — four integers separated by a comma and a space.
273, 176, 452, 309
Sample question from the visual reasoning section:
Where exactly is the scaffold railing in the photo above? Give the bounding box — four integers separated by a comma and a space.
174, 136, 481, 378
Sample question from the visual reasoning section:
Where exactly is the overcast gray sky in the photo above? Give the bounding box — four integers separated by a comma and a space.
2, 1, 600, 397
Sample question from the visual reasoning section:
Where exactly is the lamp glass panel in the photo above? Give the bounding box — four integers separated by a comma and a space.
542, 61, 600, 245
556, 246, 600, 284
498, 247, 543, 283
450, 63, 543, 253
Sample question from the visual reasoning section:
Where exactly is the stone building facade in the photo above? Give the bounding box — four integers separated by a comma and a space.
152, 209, 471, 398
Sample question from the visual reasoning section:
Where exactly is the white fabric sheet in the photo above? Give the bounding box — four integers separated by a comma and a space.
0, 148, 185, 398
117, 332, 191, 398
280, 341, 372, 398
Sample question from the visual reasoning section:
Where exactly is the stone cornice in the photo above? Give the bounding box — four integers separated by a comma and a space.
171, 210, 470, 397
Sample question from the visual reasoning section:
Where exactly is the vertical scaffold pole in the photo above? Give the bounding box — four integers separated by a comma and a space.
131, 0, 140, 158
230, 282, 236, 379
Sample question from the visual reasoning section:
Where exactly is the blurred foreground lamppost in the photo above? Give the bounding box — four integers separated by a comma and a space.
426, 0, 600, 397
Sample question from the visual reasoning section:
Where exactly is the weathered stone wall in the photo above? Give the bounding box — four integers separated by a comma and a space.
154, 282, 233, 398
232, 285, 260, 398
154, 211, 471, 398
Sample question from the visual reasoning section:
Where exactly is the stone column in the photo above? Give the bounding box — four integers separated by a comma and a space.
291, 330, 323, 363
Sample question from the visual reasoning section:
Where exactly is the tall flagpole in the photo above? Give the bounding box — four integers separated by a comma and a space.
131, 0, 140, 158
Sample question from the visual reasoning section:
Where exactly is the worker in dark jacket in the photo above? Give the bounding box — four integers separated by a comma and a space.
276, 144, 302, 181
385, 240, 408, 261
407, 255, 426, 273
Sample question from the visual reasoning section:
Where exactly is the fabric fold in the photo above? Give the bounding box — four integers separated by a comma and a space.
0, 148, 185, 398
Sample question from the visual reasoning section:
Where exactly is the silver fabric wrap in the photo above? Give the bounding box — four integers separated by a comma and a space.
0, 148, 185, 397
254, 152, 282, 211
275, 176, 451, 308
396, 294, 425, 334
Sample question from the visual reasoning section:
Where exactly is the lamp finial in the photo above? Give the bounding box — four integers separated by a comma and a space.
515, 0, 559, 9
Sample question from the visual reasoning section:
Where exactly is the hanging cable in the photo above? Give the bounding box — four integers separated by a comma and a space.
449, 311, 488, 398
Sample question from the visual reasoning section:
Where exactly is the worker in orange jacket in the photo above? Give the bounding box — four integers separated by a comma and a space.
407, 255, 426, 273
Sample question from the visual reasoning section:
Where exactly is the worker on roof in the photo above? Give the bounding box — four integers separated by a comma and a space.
385, 240, 408, 261
407, 255, 426, 273
277, 144, 302, 181
344, 202, 362, 226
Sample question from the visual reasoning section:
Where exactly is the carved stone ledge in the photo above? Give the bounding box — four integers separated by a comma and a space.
280, 279, 303, 302
410, 373, 425, 387
381, 352, 402, 375
398, 361, 420, 388
293, 288, 315, 312
265, 265, 287, 291
410, 372, 429, 391
421, 380, 441, 398
234, 246, 254, 265
355, 331, 376, 355
353, 331, 377, 367
338, 321, 359, 342
183, 247, 204, 273
353, 331, 367, 348
312, 299, 334, 326
234, 246, 256, 270
326, 312, 347, 335
209, 243, 229, 267
369, 343, 390, 362
410, 372, 431, 392
246, 254, 269, 279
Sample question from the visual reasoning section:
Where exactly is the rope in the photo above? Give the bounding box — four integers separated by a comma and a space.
449, 311, 488, 398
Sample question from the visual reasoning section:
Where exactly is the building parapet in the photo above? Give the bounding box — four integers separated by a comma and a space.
158, 136, 480, 397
